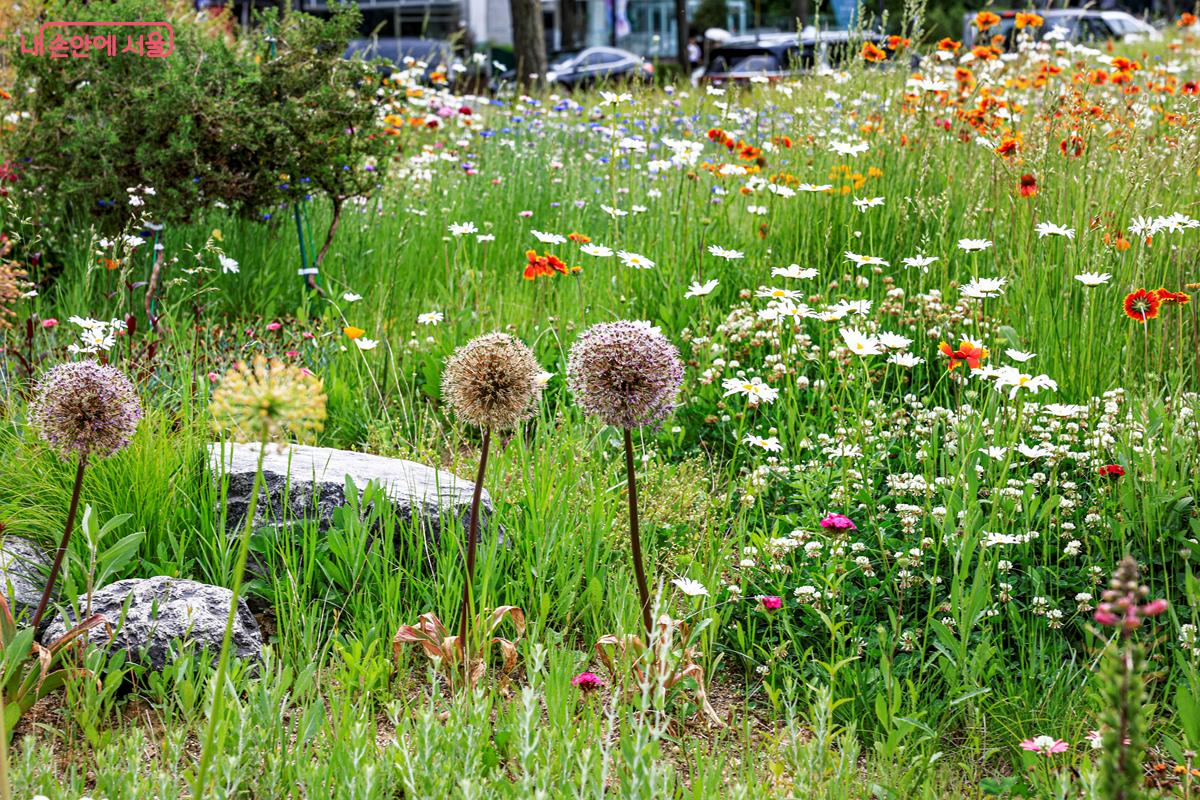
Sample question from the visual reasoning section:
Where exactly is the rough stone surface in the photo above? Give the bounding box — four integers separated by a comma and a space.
207, 441, 496, 545
0, 537, 51, 623
41, 576, 262, 669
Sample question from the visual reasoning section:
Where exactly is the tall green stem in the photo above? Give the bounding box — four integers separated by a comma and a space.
458, 427, 492, 659
30, 457, 87, 630
624, 428, 652, 636
193, 439, 268, 796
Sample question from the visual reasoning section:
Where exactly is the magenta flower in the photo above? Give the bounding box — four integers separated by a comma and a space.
760, 596, 782, 611
572, 671, 603, 692
1020, 736, 1069, 756
819, 513, 857, 531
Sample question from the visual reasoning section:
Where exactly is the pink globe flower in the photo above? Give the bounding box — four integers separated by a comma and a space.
760, 596, 782, 611
572, 672, 603, 692
42, 318, 59, 328
819, 513, 857, 531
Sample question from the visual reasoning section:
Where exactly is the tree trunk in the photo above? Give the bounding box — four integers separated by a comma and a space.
792, 0, 809, 29
511, 0, 547, 87
676, 0, 689, 69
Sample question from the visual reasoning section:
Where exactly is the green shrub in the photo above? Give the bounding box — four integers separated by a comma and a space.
3, 0, 389, 248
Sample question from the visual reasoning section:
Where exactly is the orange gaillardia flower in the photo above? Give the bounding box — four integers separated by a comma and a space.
939, 340, 989, 370
995, 137, 1019, 156
1018, 173, 1038, 197
524, 250, 569, 280
1179, 12, 1197, 26
1015, 12, 1044, 29
938, 38, 962, 52
862, 42, 887, 63
568, 232, 591, 244
1123, 288, 1161, 322
975, 11, 1001, 30
1153, 288, 1192, 305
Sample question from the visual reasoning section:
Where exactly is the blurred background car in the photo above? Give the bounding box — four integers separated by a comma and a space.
496, 46, 652, 89
346, 37, 478, 88
699, 30, 892, 85
961, 9, 1159, 47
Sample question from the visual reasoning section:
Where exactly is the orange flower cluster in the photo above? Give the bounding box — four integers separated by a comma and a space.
1123, 288, 1192, 322
523, 250, 573, 280
706, 128, 764, 163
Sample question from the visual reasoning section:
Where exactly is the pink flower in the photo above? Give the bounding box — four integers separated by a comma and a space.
1020, 736, 1068, 756
266, 321, 282, 332
819, 513, 857, 531
41, 318, 58, 328
207, 372, 220, 382
572, 672, 603, 692
760, 596, 782, 611
519, 210, 533, 218
284, 350, 299, 357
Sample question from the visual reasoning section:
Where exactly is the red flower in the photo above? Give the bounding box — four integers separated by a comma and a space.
1098, 464, 1125, 478
1018, 173, 1038, 197
939, 340, 989, 370
1153, 288, 1191, 305
523, 250, 569, 280
1123, 288, 1161, 322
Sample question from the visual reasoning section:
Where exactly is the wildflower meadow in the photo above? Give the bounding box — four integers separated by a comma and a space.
1, 3, 1199, 798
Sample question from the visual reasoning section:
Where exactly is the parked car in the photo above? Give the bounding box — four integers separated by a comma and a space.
345, 37, 470, 86
496, 47, 652, 89
961, 9, 1159, 48
699, 30, 891, 85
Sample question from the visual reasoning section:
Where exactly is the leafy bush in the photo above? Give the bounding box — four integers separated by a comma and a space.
3, 0, 388, 242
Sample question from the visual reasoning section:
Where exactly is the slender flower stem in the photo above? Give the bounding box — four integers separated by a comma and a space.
193, 439, 268, 796
30, 457, 86, 630
458, 427, 492, 659
624, 428, 652, 636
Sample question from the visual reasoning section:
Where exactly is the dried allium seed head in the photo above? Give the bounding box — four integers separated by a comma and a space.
29, 360, 142, 461
567, 320, 684, 429
442, 333, 542, 429
0, 257, 29, 330
209, 355, 327, 444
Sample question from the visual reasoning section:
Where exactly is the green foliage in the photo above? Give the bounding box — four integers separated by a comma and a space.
4, 0, 389, 243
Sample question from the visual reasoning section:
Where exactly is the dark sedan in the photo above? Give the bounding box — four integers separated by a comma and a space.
497, 47, 652, 89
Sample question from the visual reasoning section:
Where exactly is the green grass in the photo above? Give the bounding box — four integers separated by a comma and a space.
2, 25, 1200, 799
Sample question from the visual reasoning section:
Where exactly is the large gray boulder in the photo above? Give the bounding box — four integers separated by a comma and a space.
0, 537, 51, 623
207, 441, 497, 546
41, 576, 261, 669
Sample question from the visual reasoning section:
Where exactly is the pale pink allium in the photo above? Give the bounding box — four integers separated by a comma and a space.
1020, 736, 1069, 756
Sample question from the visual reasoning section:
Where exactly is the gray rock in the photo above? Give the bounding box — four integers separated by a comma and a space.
41, 576, 262, 669
207, 442, 496, 550
0, 537, 51, 623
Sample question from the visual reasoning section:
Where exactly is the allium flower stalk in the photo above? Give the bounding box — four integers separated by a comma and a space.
441, 333, 541, 650
27, 361, 142, 629
567, 321, 683, 635
198, 357, 327, 795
